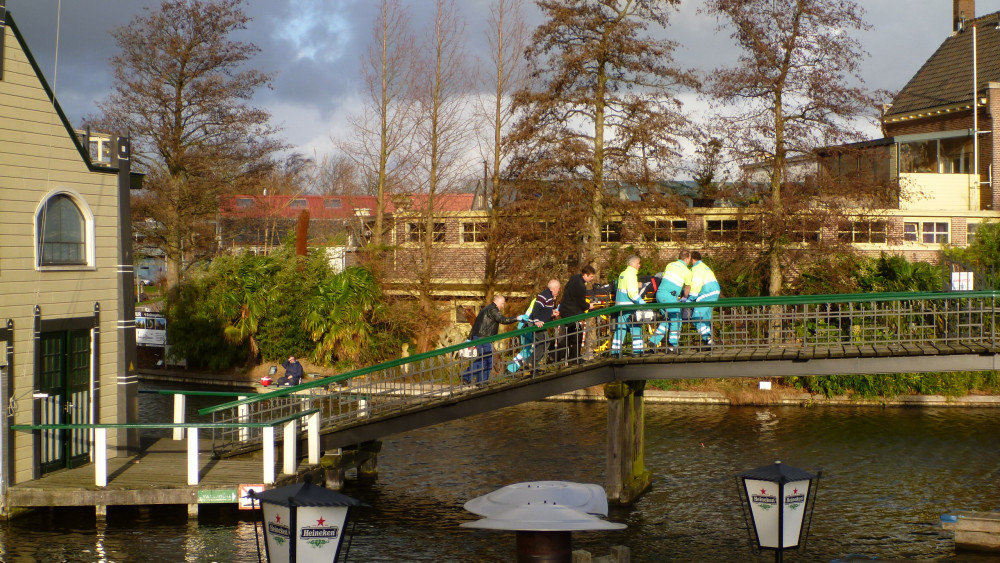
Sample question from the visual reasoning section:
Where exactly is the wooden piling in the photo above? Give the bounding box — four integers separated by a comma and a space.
320, 440, 382, 489
604, 381, 651, 505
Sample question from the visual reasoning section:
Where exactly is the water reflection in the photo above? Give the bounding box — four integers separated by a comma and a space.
2, 396, 1000, 561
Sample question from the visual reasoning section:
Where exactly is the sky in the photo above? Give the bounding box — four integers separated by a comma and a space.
7, 0, 1000, 169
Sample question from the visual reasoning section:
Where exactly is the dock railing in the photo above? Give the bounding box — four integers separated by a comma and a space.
10, 408, 319, 487
140, 389, 255, 441
198, 291, 998, 455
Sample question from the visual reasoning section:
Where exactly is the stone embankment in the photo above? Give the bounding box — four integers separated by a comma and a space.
548, 387, 1000, 407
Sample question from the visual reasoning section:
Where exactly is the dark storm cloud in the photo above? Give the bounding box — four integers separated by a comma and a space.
8, 0, 1000, 154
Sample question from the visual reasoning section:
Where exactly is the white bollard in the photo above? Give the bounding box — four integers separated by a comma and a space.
263, 426, 275, 484
95, 428, 107, 487
187, 428, 199, 485
308, 411, 320, 465
173, 394, 186, 440
283, 419, 297, 476
237, 397, 248, 442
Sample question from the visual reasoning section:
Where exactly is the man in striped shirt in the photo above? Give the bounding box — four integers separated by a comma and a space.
507, 279, 560, 375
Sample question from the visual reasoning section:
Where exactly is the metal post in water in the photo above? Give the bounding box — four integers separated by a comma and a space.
516, 531, 572, 563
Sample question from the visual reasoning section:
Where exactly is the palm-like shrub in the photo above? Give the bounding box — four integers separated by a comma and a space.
304, 267, 406, 366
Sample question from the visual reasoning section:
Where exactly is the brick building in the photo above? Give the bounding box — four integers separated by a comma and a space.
877, 0, 1000, 256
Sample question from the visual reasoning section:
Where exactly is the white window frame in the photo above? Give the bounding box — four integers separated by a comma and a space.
34, 188, 96, 270
461, 222, 487, 243
903, 219, 950, 245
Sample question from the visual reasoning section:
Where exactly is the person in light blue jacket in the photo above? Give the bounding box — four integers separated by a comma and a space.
689, 250, 721, 350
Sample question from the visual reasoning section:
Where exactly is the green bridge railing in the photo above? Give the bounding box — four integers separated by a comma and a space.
198, 291, 999, 454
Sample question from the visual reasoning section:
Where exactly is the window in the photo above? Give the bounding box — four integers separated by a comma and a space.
968, 222, 980, 245
407, 222, 446, 243
236, 197, 254, 208
645, 220, 687, 242
838, 221, 887, 243
601, 222, 622, 243
289, 199, 308, 208
790, 218, 820, 243
903, 221, 950, 244
37, 193, 90, 266
461, 222, 488, 243
324, 198, 342, 208
706, 219, 758, 242
898, 141, 937, 173
922, 222, 949, 243
898, 135, 974, 174
940, 137, 974, 173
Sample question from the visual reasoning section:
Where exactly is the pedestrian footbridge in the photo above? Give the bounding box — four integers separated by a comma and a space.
9, 291, 1000, 509
200, 291, 1000, 456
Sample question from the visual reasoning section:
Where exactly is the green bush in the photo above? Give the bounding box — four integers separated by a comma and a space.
163, 240, 412, 370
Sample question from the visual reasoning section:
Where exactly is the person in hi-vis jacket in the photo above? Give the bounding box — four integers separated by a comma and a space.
611, 256, 645, 357
689, 250, 721, 350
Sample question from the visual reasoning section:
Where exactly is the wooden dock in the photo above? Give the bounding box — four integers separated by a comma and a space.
943, 511, 1000, 552
7, 437, 313, 510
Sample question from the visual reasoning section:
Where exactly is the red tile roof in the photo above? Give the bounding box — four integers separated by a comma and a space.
220, 193, 476, 219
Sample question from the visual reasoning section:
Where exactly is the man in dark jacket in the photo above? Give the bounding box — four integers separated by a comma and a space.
277, 356, 304, 386
462, 294, 520, 384
559, 265, 596, 363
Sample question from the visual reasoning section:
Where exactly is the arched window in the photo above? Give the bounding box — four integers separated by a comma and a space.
37, 193, 88, 266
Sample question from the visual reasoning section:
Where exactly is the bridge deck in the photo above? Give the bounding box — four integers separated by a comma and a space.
7, 437, 309, 508
305, 340, 1000, 451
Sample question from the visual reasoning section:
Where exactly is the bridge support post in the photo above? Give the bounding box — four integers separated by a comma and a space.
604, 381, 651, 505
358, 440, 380, 480
320, 441, 382, 489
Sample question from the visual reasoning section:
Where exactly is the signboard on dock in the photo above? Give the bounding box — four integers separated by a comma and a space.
198, 489, 237, 504
135, 312, 167, 346
239, 484, 267, 510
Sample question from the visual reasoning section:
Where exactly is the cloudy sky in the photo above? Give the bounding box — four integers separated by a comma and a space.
7, 0, 1000, 167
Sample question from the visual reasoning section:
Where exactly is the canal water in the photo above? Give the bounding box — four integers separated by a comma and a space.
2, 389, 1000, 562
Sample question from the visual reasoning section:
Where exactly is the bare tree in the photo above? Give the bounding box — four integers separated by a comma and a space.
98, 0, 282, 286
407, 0, 473, 353
704, 0, 877, 297
314, 154, 364, 197
343, 0, 417, 249
508, 0, 697, 264
477, 0, 530, 302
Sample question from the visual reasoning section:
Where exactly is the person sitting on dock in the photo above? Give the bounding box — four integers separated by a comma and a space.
276, 356, 305, 386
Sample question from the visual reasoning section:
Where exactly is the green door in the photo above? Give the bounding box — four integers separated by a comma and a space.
38, 330, 92, 474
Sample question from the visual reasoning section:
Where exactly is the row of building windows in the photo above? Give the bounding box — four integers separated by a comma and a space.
28, 192, 977, 272
402, 219, 960, 245
235, 197, 344, 209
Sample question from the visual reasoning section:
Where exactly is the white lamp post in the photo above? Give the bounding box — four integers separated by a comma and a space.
249, 480, 364, 563
738, 461, 820, 563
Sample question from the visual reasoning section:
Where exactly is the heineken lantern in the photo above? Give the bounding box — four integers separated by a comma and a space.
249, 480, 364, 563
738, 461, 820, 563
